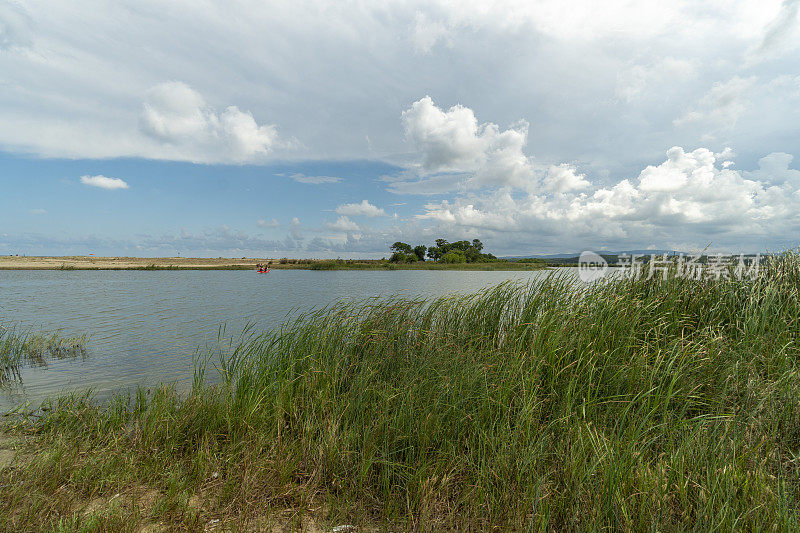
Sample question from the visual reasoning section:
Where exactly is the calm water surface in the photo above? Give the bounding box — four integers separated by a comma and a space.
0, 269, 563, 409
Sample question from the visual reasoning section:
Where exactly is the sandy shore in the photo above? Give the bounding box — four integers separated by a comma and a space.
0, 256, 267, 270
0, 256, 551, 271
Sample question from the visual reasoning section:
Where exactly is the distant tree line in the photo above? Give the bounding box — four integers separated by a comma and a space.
389, 239, 498, 264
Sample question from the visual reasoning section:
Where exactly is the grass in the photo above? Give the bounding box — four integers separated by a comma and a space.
0, 326, 88, 384
2, 252, 800, 530
305, 258, 548, 270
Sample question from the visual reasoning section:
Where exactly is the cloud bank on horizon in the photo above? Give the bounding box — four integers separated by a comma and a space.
1, 0, 799, 256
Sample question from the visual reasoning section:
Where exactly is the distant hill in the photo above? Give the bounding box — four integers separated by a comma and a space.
503, 250, 682, 261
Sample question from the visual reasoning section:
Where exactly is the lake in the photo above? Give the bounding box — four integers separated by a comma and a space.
0, 269, 564, 410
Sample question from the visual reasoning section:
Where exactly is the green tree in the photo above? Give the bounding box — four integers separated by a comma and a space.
390, 242, 413, 255
441, 250, 467, 263
413, 245, 427, 262
389, 252, 416, 263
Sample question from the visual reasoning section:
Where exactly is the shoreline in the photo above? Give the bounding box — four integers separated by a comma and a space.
0, 256, 551, 271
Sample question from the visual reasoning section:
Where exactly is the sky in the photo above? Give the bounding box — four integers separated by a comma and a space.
1, 0, 799, 257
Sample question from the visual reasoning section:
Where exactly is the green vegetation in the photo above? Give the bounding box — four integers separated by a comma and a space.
3, 252, 800, 530
389, 238, 497, 263
0, 326, 88, 383
513, 257, 548, 265
307, 258, 547, 271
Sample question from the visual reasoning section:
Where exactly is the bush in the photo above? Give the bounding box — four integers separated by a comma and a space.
389, 252, 417, 263
441, 251, 466, 263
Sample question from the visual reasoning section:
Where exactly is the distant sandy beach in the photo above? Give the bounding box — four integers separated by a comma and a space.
0, 256, 264, 270
0, 256, 552, 271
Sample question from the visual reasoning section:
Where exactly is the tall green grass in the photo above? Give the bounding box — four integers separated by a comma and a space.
0, 326, 88, 383
3, 252, 800, 530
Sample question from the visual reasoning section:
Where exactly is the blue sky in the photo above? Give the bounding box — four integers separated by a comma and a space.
1, 1, 800, 257
2, 153, 408, 256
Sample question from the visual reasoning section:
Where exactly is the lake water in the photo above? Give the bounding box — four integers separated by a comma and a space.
0, 269, 562, 410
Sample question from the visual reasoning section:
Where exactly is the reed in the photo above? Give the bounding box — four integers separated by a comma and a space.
306, 259, 548, 270
2, 251, 800, 531
0, 326, 88, 383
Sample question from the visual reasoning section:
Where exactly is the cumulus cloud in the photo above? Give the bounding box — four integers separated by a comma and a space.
396, 97, 600, 195
746, 152, 800, 186
542, 164, 591, 193
2, 1, 800, 256
401, 96, 535, 190
325, 215, 360, 232
8, 145, 800, 257
335, 199, 386, 217
290, 173, 343, 184
80, 175, 129, 190
0, 0, 797, 172
140, 81, 281, 163
418, 146, 800, 252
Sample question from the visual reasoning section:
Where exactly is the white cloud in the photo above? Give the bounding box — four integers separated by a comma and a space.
335, 199, 386, 217
0, 1, 32, 50
411, 11, 450, 53
746, 0, 800, 64
417, 146, 800, 251
1, 0, 800, 256
325, 215, 360, 232
257, 218, 280, 228
616, 58, 697, 102
674, 77, 756, 133
0, 0, 797, 172
80, 175, 129, 190
402, 96, 535, 190
140, 81, 281, 163
290, 173, 343, 184
745, 152, 800, 186
289, 217, 303, 240
398, 98, 596, 195
542, 164, 591, 193
29, 208, 46, 215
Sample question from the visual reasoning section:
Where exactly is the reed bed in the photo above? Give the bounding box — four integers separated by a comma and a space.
2, 252, 800, 531
0, 326, 88, 383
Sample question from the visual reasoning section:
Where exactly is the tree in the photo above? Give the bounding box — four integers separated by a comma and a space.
441, 250, 466, 263
389, 251, 416, 263
391, 242, 413, 255
452, 240, 470, 250
392, 237, 495, 263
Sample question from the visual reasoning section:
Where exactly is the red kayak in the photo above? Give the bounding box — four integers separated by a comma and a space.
257, 268, 270, 273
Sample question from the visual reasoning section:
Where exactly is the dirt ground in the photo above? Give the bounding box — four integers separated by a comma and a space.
0, 434, 19, 470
